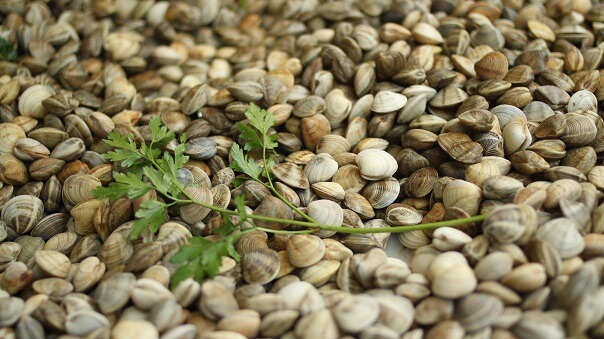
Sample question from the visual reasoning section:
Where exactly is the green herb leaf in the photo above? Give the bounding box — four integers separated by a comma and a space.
0, 37, 17, 62
148, 116, 175, 148
131, 200, 168, 239
169, 235, 238, 287
92, 172, 151, 201
237, 103, 279, 152
229, 143, 263, 180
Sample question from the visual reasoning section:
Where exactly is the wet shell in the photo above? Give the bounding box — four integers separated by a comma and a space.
1, 195, 44, 234
307, 200, 343, 227
179, 186, 213, 224
18, 85, 56, 119
287, 235, 326, 268
437, 133, 483, 164
0, 123, 26, 154
272, 163, 310, 189
356, 149, 398, 181
304, 153, 338, 184
535, 218, 584, 259
94, 272, 136, 314
242, 249, 281, 285
62, 174, 102, 209
362, 177, 400, 209
475, 52, 509, 80
371, 91, 407, 113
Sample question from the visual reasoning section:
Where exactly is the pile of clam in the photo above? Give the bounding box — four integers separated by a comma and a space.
2, 0, 604, 338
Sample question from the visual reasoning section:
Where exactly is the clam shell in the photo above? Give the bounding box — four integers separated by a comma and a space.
535, 218, 585, 259
179, 186, 213, 224
475, 52, 509, 80
34, 250, 71, 278
272, 162, 310, 189
18, 85, 56, 119
362, 177, 400, 209
242, 249, 281, 285
356, 149, 398, 181
304, 153, 338, 184
307, 199, 343, 227
437, 133, 483, 164
455, 293, 504, 331
287, 235, 325, 268
442, 180, 482, 216
1, 195, 44, 234
0, 123, 26, 154
62, 174, 101, 209
371, 91, 407, 113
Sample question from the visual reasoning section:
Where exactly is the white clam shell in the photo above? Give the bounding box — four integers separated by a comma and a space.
307, 200, 343, 227
18, 85, 56, 119
371, 91, 407, 113
356, 149, 398, 181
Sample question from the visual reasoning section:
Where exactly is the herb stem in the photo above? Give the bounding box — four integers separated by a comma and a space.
179, 194, 486, 234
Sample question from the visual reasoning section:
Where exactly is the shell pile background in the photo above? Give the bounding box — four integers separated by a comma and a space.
2, 0, 604, 338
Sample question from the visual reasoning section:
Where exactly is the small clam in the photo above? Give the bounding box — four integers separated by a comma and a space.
1, 195, 44, 234
94, 272, 136, 314
372, 91, 407, 113
272, 162, 310, 189
242, 249, 281, 285
18, 85, 56, 119
287, 235, 326, 268
356, 149, 398, 180
0, 123, 26, 153
179, 186, 213, 224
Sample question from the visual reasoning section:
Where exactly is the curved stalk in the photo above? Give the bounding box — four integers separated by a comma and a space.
137, 142, 487, 235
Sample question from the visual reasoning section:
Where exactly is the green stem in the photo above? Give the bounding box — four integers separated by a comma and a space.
255, 227, 315, 234
138, 141, 488, 235
178, 196, 487, 234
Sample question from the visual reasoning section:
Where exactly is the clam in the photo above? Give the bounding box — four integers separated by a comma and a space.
304, 153, 338, 184
535, 218, 584, 259
0, 153, 29, 185
287, 235, 326, 268
503, 117, 532, 155
437, 133, 483, 164
356, 149, 398, 180
332, 295, 380, 333
372, 91, 407, 113
299, 259, 340, 287
501, 263, 547, 293
455, 293, 504, 331
61, 174, 101, 209
475, 52, 509, 80
272, 162, 310, 189
362, 177, 400, 209
179, 186, 213, 224
0, 297, 25, 327
0, 123, 26, 154
482, 203, 537, 245
431, 263, 477, 299
307, 199, 343, 227
1, 195, 44, 234
33, 250, 70, 278
97, 233, 133, 270
475, 251, 514, 282
442, 180, 482, 216
18, 85, 56, 119
242, 249, 281, 285
198, 280, 239, 320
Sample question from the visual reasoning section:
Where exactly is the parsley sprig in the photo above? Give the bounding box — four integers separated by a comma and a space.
0, 37, 17, 62
93, 103, 487, 287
